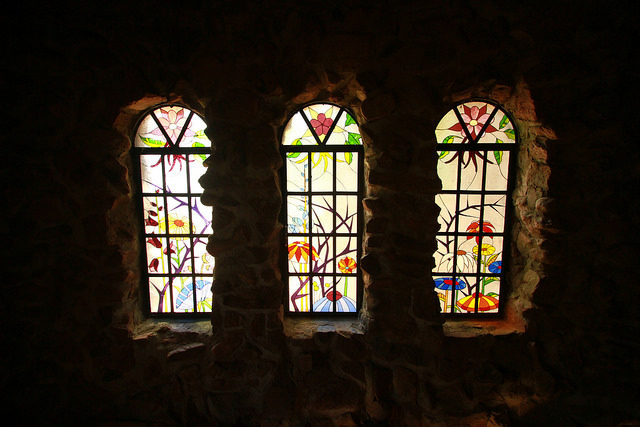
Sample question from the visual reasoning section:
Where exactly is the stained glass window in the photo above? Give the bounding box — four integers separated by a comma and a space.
433, 100, 517, 316
133, 105, 213, 316
281, 103, 363, 314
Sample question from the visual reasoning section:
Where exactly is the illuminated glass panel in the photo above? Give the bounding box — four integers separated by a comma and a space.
433, 100, 516, 316
281, 103, 363, 314
133, 105, 213, 315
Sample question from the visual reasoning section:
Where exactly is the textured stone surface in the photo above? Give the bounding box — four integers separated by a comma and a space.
3, 1, 638, 425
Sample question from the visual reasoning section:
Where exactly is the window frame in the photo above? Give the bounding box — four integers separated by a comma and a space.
433, 98, 519, 319
279, 102, 365, 317
131, 103, 213, 319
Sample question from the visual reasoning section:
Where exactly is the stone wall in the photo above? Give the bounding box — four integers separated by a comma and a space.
3, 1, 638, 425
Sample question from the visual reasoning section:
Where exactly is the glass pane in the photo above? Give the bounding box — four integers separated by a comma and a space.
148, 276, 172, 313
163, 197, 191, 234
188, 154, 208, 193
452, 275, 478, 313
191, 199, 212, 235
282, 112, 316, 146
289, 276, 310, 312
169, 238, 192, 274
312, 236, 334, 274
142, 196, 164, 234
312, 276, 335, 312
193, 238, 214, 275
483, 195, 507, 233
303, 104, 340, 143
285, 154, 309, 192
311, 195, 334, 233
326, 110, 362, 146
173, 277, 196, 313
135, 113, 167, 148
310, 152, 333, 191
485, 151, 510, 190
476, 236, 504, 277
435, 194, 457, 233
287, 237, 315, 274
140, 154, 164, 193
433, 237, 455, 273
478, 106, 515, 144
182, 113, 212, 148
335, 237, 358, 274
335, 152, 358, 191
194, 277, 213, 312
146, 236, 169, 274
456, 194, 482, 233
154, 106, 190, 145
436, 153, 459, 191
459, 153, 484, 190
336, 276, 358, 312
287, 195, 309, 234
336, 195, 358, 233
164, 154, 188, 193
434, 108, 464, 145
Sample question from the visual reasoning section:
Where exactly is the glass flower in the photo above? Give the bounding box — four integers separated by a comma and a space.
338, 256, 357, 274
310, 113, 334, 136
473, 244, 496, 256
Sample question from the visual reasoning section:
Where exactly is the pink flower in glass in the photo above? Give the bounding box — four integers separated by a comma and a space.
309, 113, 334, 136
450, 104, 497, 140
155, 108, 194, 142
460, 104, 497, 138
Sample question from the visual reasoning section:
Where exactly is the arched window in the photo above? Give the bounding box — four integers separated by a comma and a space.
133, 104, 214, 316
280, 103, 364, 314
433, 100, 517, 316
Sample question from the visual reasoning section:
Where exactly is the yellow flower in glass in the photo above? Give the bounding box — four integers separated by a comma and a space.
473, 244, 496, 256
159, 214, 191, 235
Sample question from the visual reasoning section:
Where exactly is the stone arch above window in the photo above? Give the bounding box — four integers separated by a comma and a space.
280, 103, 364, 315
133, 104, 214, 316
433, 99, 518, 317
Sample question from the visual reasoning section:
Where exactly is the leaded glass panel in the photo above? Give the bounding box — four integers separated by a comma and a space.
281, 103, 363, 315
133, 105, 213, 316
433, 100, 517, 317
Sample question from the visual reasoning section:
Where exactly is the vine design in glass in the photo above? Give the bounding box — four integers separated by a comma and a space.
282, 103, 363, 314
433, 100, 517, 315
134, 105, 213, 315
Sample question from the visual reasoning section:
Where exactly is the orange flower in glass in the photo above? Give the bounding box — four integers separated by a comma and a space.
309, 113, 333, 136
338, 256, 357, 274
287, 241, 319, 263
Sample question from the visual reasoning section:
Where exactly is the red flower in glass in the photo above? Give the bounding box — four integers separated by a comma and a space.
310, 113, 333, 136
466, 221, 495, 244
449, 104, 497, 140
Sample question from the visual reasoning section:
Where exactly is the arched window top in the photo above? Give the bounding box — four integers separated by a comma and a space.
435, 100, 517, 146
133, 104, 213, 316
433, 99, 517, 317
282, 103, 362, 146
135, 105, 211, 148
280, 103, 364, 315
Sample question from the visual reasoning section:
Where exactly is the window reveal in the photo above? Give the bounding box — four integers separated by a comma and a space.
433, 100, 517, 316
133, 105, 213, 315
281, 103, 364, 314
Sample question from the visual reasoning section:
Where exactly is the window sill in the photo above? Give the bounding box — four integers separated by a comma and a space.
132, 318, 212, 340
442, 304, 526, 338
283, 316, 367, 339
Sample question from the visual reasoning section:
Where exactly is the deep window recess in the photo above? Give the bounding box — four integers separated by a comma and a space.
280, 103, 364, 315
132, 104, 214, 316
433, 99, 517, 317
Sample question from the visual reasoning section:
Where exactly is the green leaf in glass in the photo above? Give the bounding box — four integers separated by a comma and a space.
345, 114, 356, 126
499, 115, 510, 129
347, 133, 361, 145
141, 137, 166, 148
